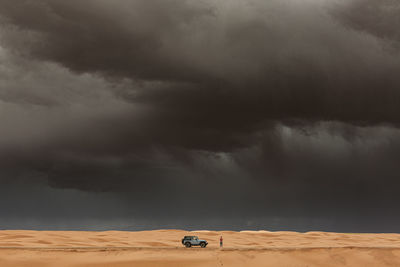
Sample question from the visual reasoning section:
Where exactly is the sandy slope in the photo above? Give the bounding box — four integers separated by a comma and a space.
1, 230, 400, 266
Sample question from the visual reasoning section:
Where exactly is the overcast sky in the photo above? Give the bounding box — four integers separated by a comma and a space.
1, 0, 400, 232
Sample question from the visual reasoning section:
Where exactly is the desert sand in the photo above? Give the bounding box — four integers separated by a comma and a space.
1, 230, 400, 266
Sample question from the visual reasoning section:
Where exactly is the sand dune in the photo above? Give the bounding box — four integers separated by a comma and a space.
1, 230, 400, 266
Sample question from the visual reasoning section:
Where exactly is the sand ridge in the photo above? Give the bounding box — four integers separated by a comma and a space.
1, 230, 400, 266
2, 230, 400, 248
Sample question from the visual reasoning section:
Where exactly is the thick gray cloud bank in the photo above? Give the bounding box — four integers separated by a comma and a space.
0, 0, 400, 232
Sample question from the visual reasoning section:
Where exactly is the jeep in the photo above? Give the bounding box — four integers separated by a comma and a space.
181, 236, 208, 248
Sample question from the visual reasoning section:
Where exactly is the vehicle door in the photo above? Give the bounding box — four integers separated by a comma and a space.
192, 237, 200, 245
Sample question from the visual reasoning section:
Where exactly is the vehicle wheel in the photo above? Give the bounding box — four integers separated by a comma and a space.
185, 242, 191, 248
200, 242, 207, 248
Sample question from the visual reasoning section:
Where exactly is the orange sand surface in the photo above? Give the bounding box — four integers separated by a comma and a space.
1, 230, 400, 266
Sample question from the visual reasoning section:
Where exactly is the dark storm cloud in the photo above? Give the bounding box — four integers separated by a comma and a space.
1, 0, 400, 231
0, 0, 214, 81
332, 0, 400, 44
1, 0, 400, 126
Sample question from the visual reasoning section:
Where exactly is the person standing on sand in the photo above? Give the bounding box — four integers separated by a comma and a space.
220, 236, 223, 248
